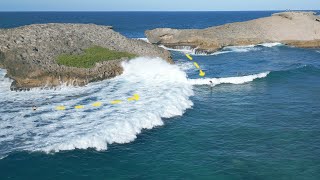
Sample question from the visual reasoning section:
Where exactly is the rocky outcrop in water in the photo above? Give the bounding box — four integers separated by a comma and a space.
0, 23, 172, 90
146, 12, 320, 53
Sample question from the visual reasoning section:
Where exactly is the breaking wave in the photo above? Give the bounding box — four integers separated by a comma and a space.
188, 72, 270, 86
159, 42, 283, 56
258, 42, 283, 47
0, 57, 273, 156
0, 57, 193, 155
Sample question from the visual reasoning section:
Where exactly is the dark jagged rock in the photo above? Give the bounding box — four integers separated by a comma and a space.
0, 23, 172, 90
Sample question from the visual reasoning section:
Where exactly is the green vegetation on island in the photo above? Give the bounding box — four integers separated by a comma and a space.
57, 46, 137, 68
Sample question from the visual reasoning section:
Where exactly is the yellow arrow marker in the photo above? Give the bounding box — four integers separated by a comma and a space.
56, 106, 66, 111
199, 70, 206, 77
92, 102, 102, 107
193, 62, 200, 69
186, 54, 193, 60
75, 105, 84, 109
111, 100, 122, 105
128, 94, 140, 101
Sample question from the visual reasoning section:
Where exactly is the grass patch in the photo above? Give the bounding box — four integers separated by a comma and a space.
57, 46, 136, 68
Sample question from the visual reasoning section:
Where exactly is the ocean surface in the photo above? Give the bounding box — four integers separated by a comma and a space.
0, 11, 320, 179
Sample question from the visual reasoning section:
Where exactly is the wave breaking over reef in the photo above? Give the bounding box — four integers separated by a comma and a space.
0, 57, 193, 155
0, 57, 272, 156
159, 43, 283, 56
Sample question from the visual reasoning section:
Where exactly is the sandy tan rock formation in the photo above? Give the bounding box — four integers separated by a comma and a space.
146, 12, 320, 53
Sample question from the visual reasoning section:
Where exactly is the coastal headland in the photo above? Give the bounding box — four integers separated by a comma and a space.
0, 24, 172, 90
146, 12, 320, 54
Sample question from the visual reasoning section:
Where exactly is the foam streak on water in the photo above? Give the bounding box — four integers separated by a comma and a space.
0, 57, 193, 155
189, 72, 270, 86
159, 43, 283, 56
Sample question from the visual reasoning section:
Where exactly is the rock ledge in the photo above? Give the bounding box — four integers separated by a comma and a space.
146, 11, 320, 53
0, 23, 172, 90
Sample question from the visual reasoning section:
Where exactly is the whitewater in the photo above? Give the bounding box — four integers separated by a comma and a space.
159, 43, 283, 56
0, 57, 269, 157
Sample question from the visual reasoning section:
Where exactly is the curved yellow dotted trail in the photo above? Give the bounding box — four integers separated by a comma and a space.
111, 100, 122, 105
186, 54, 193, 60
56, 106, 66, 111
92, 102, 102, 107
75, 105, 84, 109
52, 94, 140, 111
193, 62, 200, 69
128, 94, 140, 101
185, 54, 205, 77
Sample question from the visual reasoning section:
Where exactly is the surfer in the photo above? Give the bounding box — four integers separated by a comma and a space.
32, 105, 37, 111
209, 80, 214, 95
209, 80, 213, 86
209, 80, 214, 90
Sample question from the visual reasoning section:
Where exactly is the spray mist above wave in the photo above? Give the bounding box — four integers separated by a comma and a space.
188, 72, 270, 86
0, 57, 194, 155
159, 43, 283, 56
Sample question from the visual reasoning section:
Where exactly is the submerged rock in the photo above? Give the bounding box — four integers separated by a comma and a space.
146, 11, 320, 53
0, 23, 172, 90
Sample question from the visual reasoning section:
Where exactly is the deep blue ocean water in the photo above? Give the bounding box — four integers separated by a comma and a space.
0, 12, 320, 179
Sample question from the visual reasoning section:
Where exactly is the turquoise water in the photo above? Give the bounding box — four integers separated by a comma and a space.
0, 12, 320, 179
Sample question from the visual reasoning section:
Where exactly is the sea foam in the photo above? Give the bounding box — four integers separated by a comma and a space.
0, 58, 270, 155
159, 43, 283, 56
0, 57, 193, 154
188, 72, 270, 86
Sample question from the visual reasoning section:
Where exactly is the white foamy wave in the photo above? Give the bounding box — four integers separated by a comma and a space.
135, 38, 150, 43
222, 45, 260, 53
258, 42, 283, 47
159, 45, 230, 56
0, 57, 193, 154
176, 61, 195, 71
316, 50, 320, 53
0, 69, 13, 92
159, 43, 283, 56
189, 72, 270, 86
159, 45, 197, 54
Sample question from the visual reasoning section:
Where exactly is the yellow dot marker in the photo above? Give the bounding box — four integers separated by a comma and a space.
128, 94, 140, 101
111, 100, 122, 105
186, 54, 193, 60
56, 106, 66, 111
199, 70, 206, 77
92, 102, 102, 107
193, 62, 200, 69
75, 105, 84, 109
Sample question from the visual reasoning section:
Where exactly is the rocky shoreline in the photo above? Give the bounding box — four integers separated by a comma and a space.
0, 23, 172, 90
146, 12, 320, 54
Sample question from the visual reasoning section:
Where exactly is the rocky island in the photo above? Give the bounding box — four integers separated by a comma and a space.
0, 23, 172, 90
146, 11, 320, 54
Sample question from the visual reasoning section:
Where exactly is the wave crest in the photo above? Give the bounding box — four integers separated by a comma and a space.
0, 57, 194, 154
189, 72, 270, 86
159, 42, 283, 56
